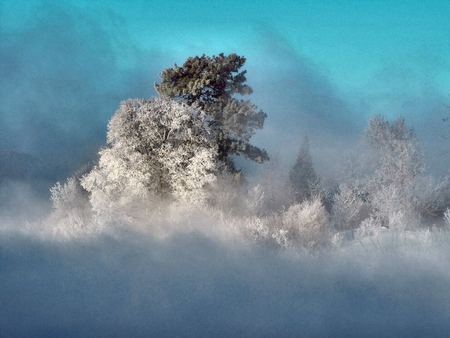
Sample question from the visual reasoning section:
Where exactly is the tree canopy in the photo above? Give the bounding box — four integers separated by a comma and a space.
80, 98, 218, 218
155, 53, 269, 169
366, 115, 424, 190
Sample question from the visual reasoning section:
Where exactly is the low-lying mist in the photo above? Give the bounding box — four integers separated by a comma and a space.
2, 162, 450, 337
1, 213, 450, 337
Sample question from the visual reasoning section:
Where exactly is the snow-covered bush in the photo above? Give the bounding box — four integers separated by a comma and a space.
206, 171, 252, 217
50, 177, 89, 215
412, 175, 447, 220
354, 217, 383, 249
280, 196, 331, 249
370, 184, 421, 230
81, 98, 218, 221
431, 173, 450, 218
444, 208, 450, 228
230, 196, 331, 250
46, 176, 94, 238
332, 183, 370, 230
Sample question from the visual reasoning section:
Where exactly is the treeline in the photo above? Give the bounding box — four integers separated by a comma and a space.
44, 54, 450, 249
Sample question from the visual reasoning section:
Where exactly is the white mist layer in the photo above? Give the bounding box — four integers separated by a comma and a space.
1, 221, 450, 337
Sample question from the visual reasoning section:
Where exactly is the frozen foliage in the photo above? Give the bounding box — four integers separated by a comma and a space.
81, 98, 218, 220
47, 176, 94, 238
366, 115, 424, 190
206, 171, 252, 217
38, 109, 450, 250
280, 197, 331, 248
370, 184, 421, 229
39, 121, 449, 250
332, 183, 370, 230
364, 115, 443, 226
433, 172, 450, 216
155, 53, 268, 167
444, 208, 450, 227
327, 116, 450, 242
236, 195, 332, 250
327, 115, 450, 244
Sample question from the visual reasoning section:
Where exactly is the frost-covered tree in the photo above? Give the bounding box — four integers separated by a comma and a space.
364, 115, 425, 228
155, 53, 268, 169
81, 98, 218, 218
366, 115, 424, 190
289, 134, 319, 202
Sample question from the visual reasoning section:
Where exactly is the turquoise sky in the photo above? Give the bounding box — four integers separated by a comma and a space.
2, 0, 450, 175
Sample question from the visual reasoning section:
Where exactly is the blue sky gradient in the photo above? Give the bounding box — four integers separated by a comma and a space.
1, 0, 450, 176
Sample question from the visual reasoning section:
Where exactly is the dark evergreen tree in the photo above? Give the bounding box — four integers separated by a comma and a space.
155, 53, 268, 170
289, 134, 318, 202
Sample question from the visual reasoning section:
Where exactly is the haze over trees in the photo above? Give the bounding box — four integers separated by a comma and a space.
42, 53, 450, 250
289, 134, 319, 203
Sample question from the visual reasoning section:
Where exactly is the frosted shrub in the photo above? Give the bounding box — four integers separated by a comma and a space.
444, 208, 450, 228
417, 227, 432, 245
238, 213, 293, 249
50, 177, 88, 214
332, 183, 370, 230
435, 173, 450, 215
330, 232, 343, 248
371, 185, 420, 230
362, 115, 428, 231
46, 177, 94, 238
207, 171, 252, 217
272, 228, 290, 248
355, 217, 382, 249
242, 216, 271, 243
281, 196, 331, 249
412, 175, 445, 219
247, 184, 265, 215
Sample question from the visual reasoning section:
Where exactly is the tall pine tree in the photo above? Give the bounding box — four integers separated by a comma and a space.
155, 53, 268, 170
289, 134, 318, 202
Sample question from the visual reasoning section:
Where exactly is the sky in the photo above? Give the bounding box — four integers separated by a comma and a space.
2, 0, 450, 182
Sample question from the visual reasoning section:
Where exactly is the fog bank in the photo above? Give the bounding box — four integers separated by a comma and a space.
1, 228, 450, 337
